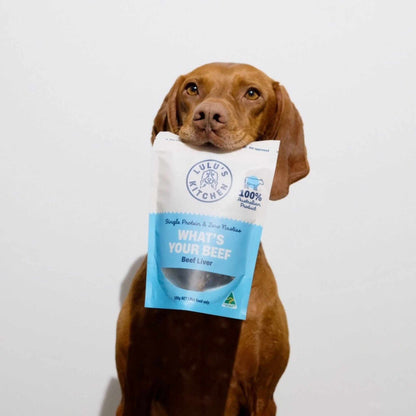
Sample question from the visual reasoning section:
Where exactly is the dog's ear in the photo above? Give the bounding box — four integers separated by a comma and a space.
151, 76, 185, 143
269, 83, 309, 200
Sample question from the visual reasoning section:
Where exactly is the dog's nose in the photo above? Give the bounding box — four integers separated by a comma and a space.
193, 102, 228, 131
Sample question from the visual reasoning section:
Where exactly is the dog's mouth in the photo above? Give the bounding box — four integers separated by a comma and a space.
179, 128, 251, 151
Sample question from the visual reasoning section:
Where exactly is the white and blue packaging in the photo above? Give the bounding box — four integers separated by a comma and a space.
145, 132, 279, 320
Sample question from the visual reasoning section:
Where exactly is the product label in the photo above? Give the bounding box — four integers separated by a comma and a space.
186, 159, 233, 202
145, 132, 279, 320
146, 212, 262, 319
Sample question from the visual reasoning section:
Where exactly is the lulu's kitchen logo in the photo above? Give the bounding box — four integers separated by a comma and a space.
186, 159, 232, 203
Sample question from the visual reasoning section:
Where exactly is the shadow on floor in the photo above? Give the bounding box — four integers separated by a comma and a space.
99, 255, 145, 415
99, 377, 121, 416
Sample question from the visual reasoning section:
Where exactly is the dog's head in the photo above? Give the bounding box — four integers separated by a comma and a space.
151, 62, 309, 199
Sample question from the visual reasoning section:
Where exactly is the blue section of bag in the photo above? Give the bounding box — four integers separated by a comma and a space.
145, 212, 262, 320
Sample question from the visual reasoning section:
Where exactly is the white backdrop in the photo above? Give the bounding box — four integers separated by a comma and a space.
1, 1, 415, 415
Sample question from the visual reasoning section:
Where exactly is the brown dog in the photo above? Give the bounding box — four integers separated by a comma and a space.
116, 63, 309, 415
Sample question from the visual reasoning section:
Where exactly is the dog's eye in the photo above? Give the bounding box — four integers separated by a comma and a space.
245, 87, 261, 100
185, 82, 199, 96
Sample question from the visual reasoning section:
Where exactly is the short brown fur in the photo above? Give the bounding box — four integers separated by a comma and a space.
116, 63, 309, 415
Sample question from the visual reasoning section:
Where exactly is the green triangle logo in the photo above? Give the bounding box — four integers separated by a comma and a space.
222, 292, 237, 309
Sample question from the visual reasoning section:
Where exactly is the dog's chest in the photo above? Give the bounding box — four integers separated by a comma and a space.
127, 309, 244, 411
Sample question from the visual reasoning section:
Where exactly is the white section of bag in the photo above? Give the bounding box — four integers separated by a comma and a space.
151, 132, 279, 226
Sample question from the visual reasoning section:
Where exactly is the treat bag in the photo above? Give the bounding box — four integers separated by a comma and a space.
146, 132, 279, 320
